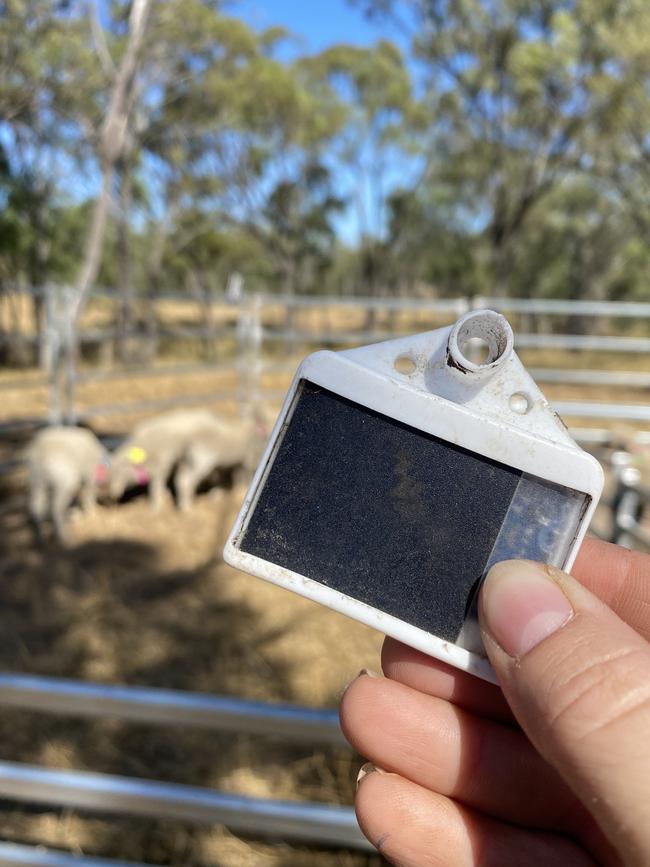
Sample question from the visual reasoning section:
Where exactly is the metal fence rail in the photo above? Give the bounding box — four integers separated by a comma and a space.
554, 402, 650, 422
41, 362, 650, 390
4, 287, 650, 425
529, 368, 650, 386
573, 429, 650, 446
470, 296, 650, 316
259, 326, 650, 353
0, 843, 149, 867
0, 674, 345, 744
0, 675, 365, 856
0, 762, 368, 850
15, 285, 642, 316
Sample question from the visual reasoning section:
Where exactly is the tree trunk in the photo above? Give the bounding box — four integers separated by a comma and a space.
30, 190, 51, 368
189, 272, 217, 362
146, 195, 180, 345
566, 242, 590, 337
117, 160, 135, 363
282, 256, 297, 354
60, 0, 151, 415
490, 234, 513, 296
361, 242, 379, 331
147, 220, 167, 296
72, 0, 152, 324
76, 166, 113, 314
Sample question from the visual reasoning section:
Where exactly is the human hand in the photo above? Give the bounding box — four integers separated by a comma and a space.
340, 538, 650, 866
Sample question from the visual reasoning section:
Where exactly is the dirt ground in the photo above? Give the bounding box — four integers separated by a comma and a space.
0, 461, 385, 865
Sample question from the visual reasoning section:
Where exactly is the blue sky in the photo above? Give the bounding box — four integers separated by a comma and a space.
234, 0, 390, 54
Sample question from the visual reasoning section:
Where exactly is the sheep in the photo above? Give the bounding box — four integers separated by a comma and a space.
108, 409, 208, 510
26, 425, 107, 543
174, 411, 269, 511
109, 407, 273, 511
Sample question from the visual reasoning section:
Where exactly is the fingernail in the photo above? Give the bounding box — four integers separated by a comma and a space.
356, 762, 385, 789
480, 560, 574, 658
342, 668, 380, 695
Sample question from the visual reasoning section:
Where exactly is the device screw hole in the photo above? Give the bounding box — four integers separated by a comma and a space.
394, 355, 417, 375
509, 392, 532, 414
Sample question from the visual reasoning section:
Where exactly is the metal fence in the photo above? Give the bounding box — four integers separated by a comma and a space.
3, 286, 650, 434
0, 675, 369, 866
2, 287, 650, 863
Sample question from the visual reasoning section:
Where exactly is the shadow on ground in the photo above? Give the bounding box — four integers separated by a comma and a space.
0, 468, 382, 866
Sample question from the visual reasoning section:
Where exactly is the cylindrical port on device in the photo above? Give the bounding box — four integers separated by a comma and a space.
446, 309, 514, 379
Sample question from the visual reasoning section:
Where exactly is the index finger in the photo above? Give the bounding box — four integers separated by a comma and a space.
572, 537, 650, 640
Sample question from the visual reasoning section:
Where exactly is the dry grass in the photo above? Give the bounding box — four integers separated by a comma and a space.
0, 352, 647, 436
0, 464, 383, 865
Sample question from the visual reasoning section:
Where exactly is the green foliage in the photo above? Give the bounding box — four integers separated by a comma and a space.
299, 40, 422, 294
2, 0, 650, 304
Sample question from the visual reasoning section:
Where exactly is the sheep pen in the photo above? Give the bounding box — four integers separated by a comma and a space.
0, 394, 384, 867
0, 295, 648, 864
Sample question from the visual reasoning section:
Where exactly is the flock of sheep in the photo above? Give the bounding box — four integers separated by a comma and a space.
25, 406, 273, 543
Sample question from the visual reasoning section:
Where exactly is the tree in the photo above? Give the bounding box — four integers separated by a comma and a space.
137, 3, 265, 299
511, 180, 628, 305
0, 0, 100, 359
382, 185, 485, 296
353, 0, 640, 296
303, 40, 423, 297
587, 0, 650, 278
258, 162, 344, 297
139, 13, 346, 301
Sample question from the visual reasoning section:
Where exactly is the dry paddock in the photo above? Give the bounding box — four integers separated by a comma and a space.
0, 327, 648, 864
0, 462, 384, 865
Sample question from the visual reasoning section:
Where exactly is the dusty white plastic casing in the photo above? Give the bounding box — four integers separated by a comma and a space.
224, 310, 604, 683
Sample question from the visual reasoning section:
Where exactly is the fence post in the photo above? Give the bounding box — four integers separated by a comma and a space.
44, 285, 79, 426
284, 292, 297, 357
63, 287, 79, 424
62, 285, 78, 424
237, 292, 262, 413
44, 285, 62, 425
36, 285, 49, 371
614, 482, 643, 549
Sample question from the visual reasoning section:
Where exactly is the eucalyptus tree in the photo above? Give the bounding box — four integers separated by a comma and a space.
0, 0, 102, 361
351, 0, 635, 295
140, 12, 346, 300
586, 0, 650, 272
72, 0, 152, 322
302, 40, 424, 297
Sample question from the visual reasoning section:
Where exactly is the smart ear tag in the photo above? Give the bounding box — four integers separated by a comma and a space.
224, 310, 603, 682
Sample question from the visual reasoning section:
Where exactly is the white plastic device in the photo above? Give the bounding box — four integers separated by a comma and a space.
224, 309, 604, 683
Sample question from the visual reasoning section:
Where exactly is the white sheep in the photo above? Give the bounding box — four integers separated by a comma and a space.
109, 407, 273, 511
26, 425, 107, 543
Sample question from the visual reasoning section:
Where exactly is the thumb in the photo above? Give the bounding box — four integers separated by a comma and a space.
479, 559, 650, 866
